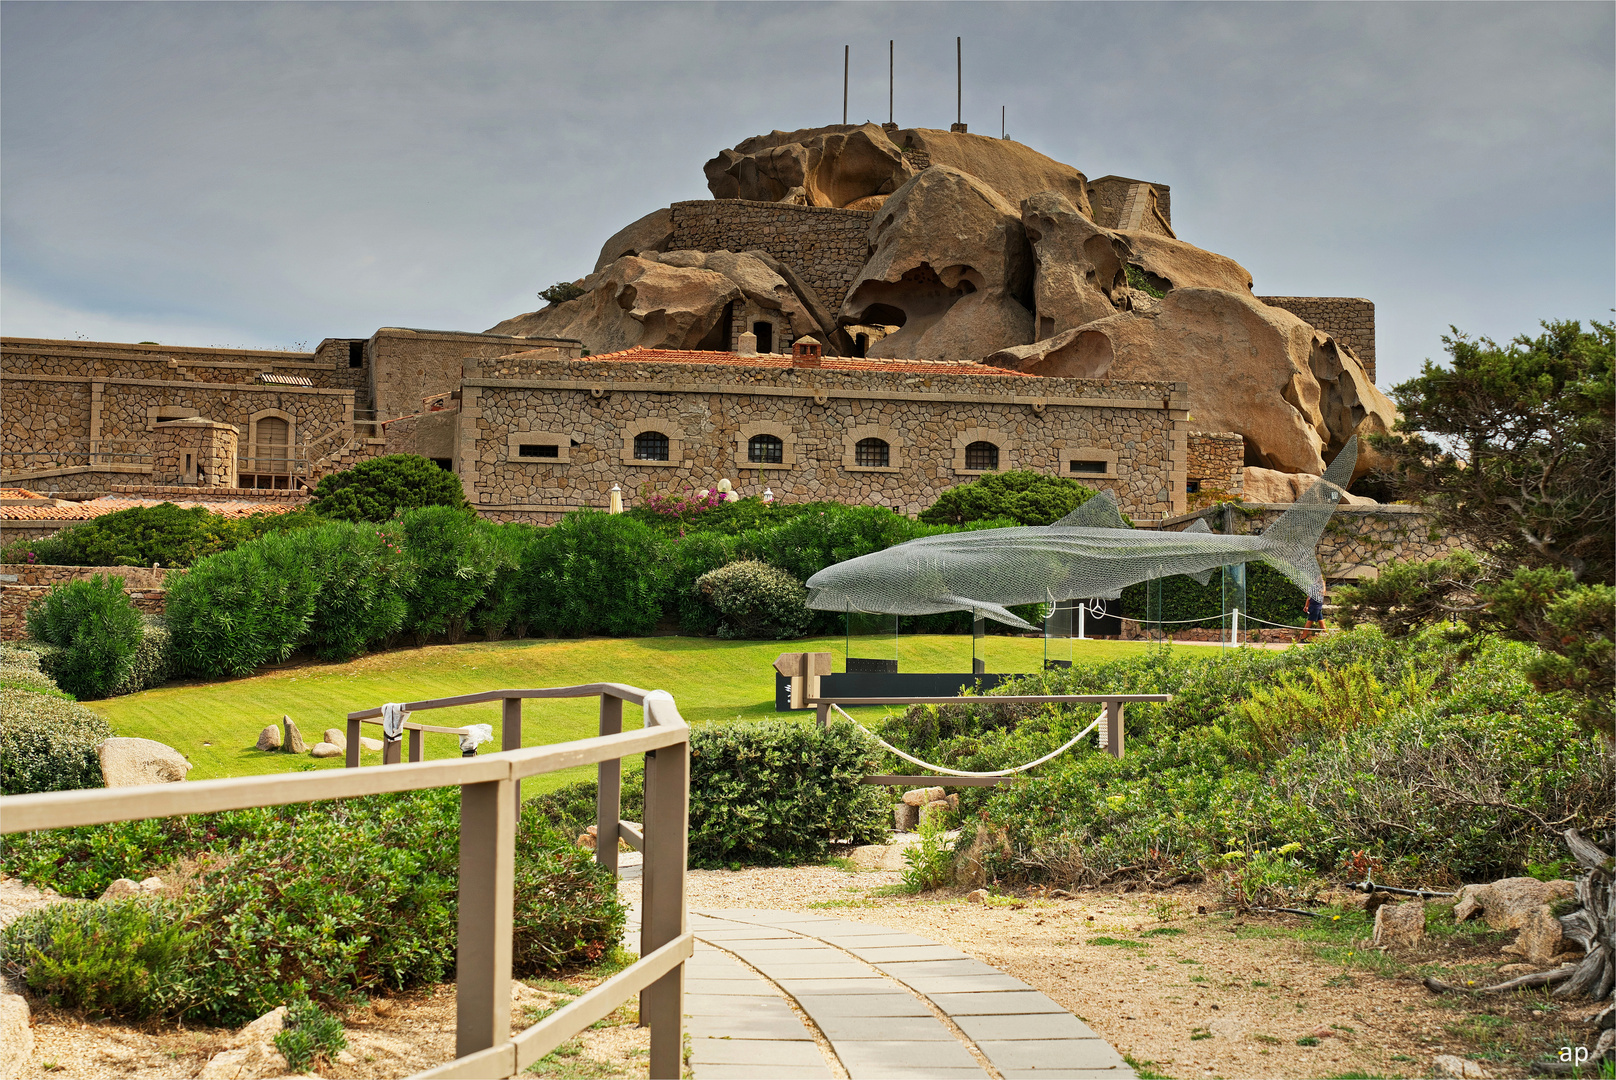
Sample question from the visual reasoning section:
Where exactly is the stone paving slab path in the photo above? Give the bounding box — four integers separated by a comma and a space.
678, 909, 1135, 1080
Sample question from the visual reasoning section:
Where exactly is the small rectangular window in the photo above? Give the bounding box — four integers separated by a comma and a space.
432, 458, 455, 471
518, 444, 559, 458
1185, 480, 1202, 493
348, 341, 365, 368
1069, 460, 1106, 474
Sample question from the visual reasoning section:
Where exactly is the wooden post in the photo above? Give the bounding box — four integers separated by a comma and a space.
383, 737, 401, 765
456, 776, 516, 1059
596, 693, 623, 877
407, 726, 424, 763
1104, 698, 1125, 759
345, 717, 361, 768
503, 696, 523, 816
639, 708, 688, 1079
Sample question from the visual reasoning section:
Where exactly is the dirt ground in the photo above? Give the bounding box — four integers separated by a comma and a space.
5, 868, 1605, 1079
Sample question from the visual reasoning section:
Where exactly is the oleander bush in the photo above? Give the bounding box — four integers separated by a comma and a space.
108, 617, 172, 697
25, 575, 144, 700
0, 686, 113, 794
164, 530, 323, 678
519, 511, 669, 637
309, 454, 469, 523
695, 560, 814, 639
0, 787, 627, 1023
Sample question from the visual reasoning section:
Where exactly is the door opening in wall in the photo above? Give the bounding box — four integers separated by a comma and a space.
855, 333, 869, 358
752, 321, 774, 354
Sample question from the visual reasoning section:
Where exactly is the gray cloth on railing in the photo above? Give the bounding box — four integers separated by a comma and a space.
381, 702, 409, 742
458, 723, 494, 754
642, 689, 673, 723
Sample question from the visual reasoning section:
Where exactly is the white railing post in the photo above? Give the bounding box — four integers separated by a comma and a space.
1232, 607, 1240, 647
1078, 602, 1086, 641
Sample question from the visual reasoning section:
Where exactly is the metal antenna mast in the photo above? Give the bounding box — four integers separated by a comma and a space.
889, 40, 894, 124
956, 37, 962, 126
843, 45, 849, 125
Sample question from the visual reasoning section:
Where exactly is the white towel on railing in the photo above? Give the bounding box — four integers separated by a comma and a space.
642, 689, 674, 725
459, 724, 494, 754
381, 702, 409, 742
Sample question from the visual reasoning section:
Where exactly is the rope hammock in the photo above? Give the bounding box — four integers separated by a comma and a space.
831, 703, 1102, 778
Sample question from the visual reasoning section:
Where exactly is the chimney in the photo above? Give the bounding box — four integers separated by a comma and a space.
792, 335, 823, 368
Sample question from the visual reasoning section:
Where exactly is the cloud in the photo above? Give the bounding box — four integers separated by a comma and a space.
2, 2, 1611, 384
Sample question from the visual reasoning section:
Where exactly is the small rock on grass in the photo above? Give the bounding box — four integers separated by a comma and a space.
256, 725, 283, 752
321, 728, 347, 751
310, 742, 342, 759
282, 715, 307, 754
1432, 1054, 1490, 1079
1372, 899, 1425, 948
358, 736, 383, 751
99, 876, 164, 901
966, 889, 989, 904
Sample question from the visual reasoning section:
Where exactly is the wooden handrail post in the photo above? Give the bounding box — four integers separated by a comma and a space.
383, 737, 401, 765
408, 727, 424, 763
596, 693, 624, 877
502, 696, 523, 814
345, 716, 361, 768
639, 730, 689, 1079
455, 775, 516, 1060
1104, 698, 1125, 759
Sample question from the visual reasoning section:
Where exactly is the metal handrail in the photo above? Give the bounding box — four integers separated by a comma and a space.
0, 682, 691, 1080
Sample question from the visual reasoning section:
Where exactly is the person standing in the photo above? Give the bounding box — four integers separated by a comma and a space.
1302, 591, 1327, 640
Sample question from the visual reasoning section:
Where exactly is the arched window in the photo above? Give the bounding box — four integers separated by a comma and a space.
854, 438, 890, 467
748, 433, 784, 464
964, 441, 999, 471
633, 431, 670, 461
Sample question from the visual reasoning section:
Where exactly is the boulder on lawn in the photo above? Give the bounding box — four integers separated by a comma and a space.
359, 736, 384, 751
1372, 899, 1426, 948
255, 725, 282, 752
310, 742, 342, 759
281, 715, 307, 754
96, 737, 191, 787
321, 728, 348, 751
98, 876, 164, 902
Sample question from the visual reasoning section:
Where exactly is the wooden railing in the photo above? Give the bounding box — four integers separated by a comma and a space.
0, 682, 690, 1080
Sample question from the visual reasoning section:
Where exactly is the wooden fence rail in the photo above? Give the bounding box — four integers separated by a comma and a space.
0, 682, 690, 1080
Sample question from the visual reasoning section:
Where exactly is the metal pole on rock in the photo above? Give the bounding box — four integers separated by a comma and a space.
843, 45, 849, 125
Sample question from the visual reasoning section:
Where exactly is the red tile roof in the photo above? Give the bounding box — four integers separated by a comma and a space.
500, 346, 1032, 378
0, 489, 48, 500
1, 496, 301, 522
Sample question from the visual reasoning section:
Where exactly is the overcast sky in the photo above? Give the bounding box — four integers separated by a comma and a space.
3, 1, 1611, 388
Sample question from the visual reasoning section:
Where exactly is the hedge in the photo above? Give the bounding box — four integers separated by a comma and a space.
0, 686, 112, 795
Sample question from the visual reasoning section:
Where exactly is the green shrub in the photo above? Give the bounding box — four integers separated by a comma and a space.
472, 521, 537, 640
519, 512, 669, 637
669, 532, 739, 634
511, 809, 626, 972
26, 576, 143, 699
695, 560, 813, 639
525, 771, 645, 838
900, 817, 956, 893
164, 531, 322, 678
274, 998, 347, 1070
108, 618, 172, 697
0, 897, 200, 1018
0, 688, 112, 794
292, 520, 413, 659
0, 661, 63, 697
4, 503, 228, 569
918, 471, 1100, 527
539, 281, 586, 304
687, 719, 888, 867
1121, 561, 1307, 629
401, 506, 501, 642
310, 454, 468, 523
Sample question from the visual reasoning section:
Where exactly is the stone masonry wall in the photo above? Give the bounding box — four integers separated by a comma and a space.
460, 358, 1190, 521
0, 565, 171, 642
1185, 431, 1244, 505
366, 329, 582, 426
667, 200, 875, 310
2, 338, 344, 387
1255, 297, 1377, 383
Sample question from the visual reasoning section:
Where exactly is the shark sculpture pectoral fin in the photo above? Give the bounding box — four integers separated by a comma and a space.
941, 594, 1040, 631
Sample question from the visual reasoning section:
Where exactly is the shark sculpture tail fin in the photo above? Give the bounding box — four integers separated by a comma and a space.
1258, 437, 1358, 602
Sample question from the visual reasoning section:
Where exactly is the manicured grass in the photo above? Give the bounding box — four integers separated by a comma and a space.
91, 634, 1149, 796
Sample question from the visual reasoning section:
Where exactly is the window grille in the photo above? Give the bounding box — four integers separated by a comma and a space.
748, 434, 784, 464
634, 431, 670, 461
964, 441, 999, 470
854, 438, 890, 467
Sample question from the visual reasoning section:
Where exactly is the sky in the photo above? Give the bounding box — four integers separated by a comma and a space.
2, 1, 1611, 389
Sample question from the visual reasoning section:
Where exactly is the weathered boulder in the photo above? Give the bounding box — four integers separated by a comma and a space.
920, 799, 954, 825
705, 124, 1094, 214
196, 1041, 292, 1080
310, 742, 342, 759
1453, 877, 1576, 930
99, 876, 163, 901
842, 165, 1034, 364
1241, 467, 1378, 505
1373, 900, 1426, 948
902, 786, 947, 807
227, 1006, 288, 1049
1501, 905, 1567, 965
255, 725, 282, 752
96, 737, 191, 787
593, 206, 674, 272
986, 288, 1395, 477
358, 736, 384, 752
0, 986, 32, 1080
281, 716, 307, 754
893, 802, 919, 832
1019, 190, 1133, 337
1432, 1055, 1490, 1079
848, 842, 909, 871
321, 728, 347, 751
489, 250, 815, 356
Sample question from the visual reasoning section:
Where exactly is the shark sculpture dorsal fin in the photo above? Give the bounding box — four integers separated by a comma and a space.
1184, 519, 1213, 534
1052, 491, 1131, 529
1298, 435, 1360, 505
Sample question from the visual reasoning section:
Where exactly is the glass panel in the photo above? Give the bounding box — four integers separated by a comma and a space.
1043, 599, 1073, 669
845, 609, 898, 673
1144, 576, 1166, 647
1220, 562, 1248, 647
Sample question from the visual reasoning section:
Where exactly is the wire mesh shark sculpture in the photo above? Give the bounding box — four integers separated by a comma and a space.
805, 438, 1359, 629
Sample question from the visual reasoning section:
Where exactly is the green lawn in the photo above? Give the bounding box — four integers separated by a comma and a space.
91, 634, 1150, 797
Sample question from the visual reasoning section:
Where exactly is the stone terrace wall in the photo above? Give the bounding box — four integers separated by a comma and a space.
1256, 298, 1376, 383
0, 565, 170, 641
667, 201, 874, 310
461, 357, 1189, 521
